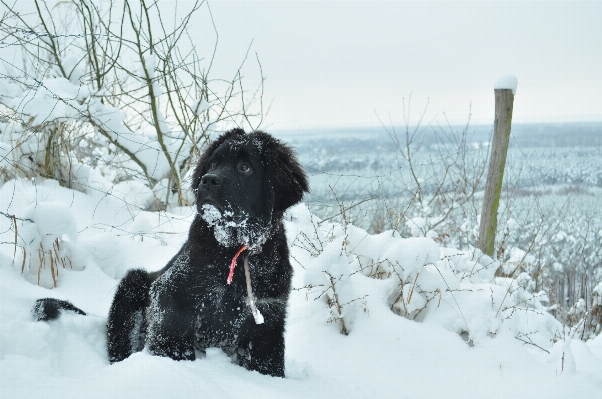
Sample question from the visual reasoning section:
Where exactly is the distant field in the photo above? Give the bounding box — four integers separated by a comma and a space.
288, 123, 602, 216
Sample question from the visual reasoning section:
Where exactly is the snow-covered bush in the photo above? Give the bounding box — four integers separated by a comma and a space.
291, 206, 364, 335
304, 235, 365, 335
289, 203, 564, 349
16, 201, 87, 288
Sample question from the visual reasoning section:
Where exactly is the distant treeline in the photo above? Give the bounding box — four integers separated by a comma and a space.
289, 122, 602, 152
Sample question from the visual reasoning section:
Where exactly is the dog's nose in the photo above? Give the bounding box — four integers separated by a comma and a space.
201, 173, 221, 187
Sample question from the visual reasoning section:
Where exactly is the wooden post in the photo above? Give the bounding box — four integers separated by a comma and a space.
477, 88, 515, 257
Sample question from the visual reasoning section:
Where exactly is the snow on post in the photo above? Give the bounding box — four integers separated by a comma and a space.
478, 75, 517, 257
493, 74, 518, 95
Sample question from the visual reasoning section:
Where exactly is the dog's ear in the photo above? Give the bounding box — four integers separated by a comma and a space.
261, 134, 309, 214
191, 128, 246, 192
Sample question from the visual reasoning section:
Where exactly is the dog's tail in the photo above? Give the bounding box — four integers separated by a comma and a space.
32, 298, 86, 321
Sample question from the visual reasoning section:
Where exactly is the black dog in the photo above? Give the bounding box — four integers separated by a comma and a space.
34, 129, 309, 377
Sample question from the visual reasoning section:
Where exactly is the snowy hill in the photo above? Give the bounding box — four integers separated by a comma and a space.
1, 178, 601, 398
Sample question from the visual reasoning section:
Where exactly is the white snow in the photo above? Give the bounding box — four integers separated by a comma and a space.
9, 78, 87, 125
22, 201, 79, 242
200, 204, 242, 247
494, 74, 518, 95
199, 204, 268, 252
0, 178, 601, 398
111, 181, 156, 210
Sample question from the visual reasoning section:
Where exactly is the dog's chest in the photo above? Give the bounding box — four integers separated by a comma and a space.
198, 281, 246, 319
193, 271, 250, 347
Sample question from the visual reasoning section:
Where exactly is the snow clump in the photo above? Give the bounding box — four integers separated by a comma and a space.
17, 201, 87, 288
494, 74, 518, 95
200, 204, 269, 251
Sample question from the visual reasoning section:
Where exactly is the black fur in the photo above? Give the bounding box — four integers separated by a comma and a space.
107, 269, 151, 363
32, 298, 86, 321
33, 129, 308, 378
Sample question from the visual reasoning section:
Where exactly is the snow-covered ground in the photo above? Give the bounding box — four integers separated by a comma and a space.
1, 178, 601, 398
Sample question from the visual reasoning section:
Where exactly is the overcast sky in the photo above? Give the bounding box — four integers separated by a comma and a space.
193, 0, 602, 130
3, 1, 600, 130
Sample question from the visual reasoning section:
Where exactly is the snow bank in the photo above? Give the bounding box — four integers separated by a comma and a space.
111, 180, 156, 210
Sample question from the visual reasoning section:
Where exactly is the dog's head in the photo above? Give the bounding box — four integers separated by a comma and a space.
191, 128, 309, 248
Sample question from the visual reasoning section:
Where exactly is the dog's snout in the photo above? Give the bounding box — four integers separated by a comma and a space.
201, 173, 221, 187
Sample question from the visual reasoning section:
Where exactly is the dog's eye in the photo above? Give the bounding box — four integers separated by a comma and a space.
238, 162, 252, 175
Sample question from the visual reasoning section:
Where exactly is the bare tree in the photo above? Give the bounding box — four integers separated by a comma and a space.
0, 0, 265, 207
